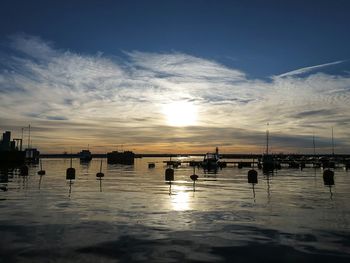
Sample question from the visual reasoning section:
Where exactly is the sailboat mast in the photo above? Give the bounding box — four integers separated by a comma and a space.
266, 123, 269, 155
20, 127, 23, 151
331, 127, 334, 155
28, 124, 31, 149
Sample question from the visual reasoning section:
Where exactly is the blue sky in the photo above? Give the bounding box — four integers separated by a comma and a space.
2, 0, 350, 78
0, 0, 350, 153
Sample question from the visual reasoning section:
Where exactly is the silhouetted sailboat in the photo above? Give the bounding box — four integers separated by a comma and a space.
24, 125, 40, 164
262, 123, 274, 173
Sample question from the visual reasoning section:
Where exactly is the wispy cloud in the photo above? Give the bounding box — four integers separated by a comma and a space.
276, 60, 345, 78
0, 34, 349, 153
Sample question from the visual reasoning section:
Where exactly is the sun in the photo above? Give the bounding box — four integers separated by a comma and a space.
162, 101, 198, 126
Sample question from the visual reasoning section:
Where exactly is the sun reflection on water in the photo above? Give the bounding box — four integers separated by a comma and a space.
170, 185, 191, 211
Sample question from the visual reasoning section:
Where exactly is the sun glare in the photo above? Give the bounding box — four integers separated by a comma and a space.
163, 101, 197, 126
170, 185, 190, 211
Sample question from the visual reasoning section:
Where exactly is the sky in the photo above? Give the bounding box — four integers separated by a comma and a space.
0, 0, 350, 154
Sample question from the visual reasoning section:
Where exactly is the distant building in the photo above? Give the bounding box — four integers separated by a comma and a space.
0, 131, 25, 165
0, 131, 15, 151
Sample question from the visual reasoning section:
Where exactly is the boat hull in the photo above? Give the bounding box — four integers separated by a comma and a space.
107, 151, 135, 165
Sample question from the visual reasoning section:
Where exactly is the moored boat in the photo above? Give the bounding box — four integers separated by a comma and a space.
107, 151, 135, 165
79, 149, 92, 162
202, 147, 220, 170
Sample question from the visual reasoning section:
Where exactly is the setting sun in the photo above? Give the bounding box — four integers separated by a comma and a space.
162, 101, 198, 126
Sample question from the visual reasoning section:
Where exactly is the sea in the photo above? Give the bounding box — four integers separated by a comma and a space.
0, 157, 349, 262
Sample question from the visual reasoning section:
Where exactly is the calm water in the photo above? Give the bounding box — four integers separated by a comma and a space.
0, 157, 350, 262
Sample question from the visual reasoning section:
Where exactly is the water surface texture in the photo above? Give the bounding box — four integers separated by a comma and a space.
1, 158, 350, 262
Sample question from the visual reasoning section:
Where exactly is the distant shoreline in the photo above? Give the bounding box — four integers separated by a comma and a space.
39, 153, 350, 159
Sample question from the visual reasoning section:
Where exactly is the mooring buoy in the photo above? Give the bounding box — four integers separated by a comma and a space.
190, 174, 199, 181
66, 167, 75, 180
165, 167, 174, 182
248, 169, 258, 184
248, 168, 258, 200
165, 167, 174, 194
323, 169, 335, 199
190, 166, 199, 191
37, 159, 45, 176
66, 156, 75, 180
323, 169, 334, 186
96, 159, 104, 178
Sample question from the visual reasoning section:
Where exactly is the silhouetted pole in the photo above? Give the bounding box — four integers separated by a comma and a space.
39, 174, 42, 189
68, 180, 73, 197
252, 184, 256, 200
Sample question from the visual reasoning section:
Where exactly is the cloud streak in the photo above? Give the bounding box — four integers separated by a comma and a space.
276, 60, 345, 77
0, 34, 349, 153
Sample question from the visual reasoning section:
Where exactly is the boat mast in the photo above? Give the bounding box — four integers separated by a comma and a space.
27, 124, 31, 149
331, 127, 335, 156
21, 127, 24, 151
266, 123, 269, 155
312, 133, 316, 156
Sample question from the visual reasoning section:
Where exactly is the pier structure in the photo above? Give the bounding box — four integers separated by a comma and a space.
37, 152, 350, 170
158, 153, 350, 170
